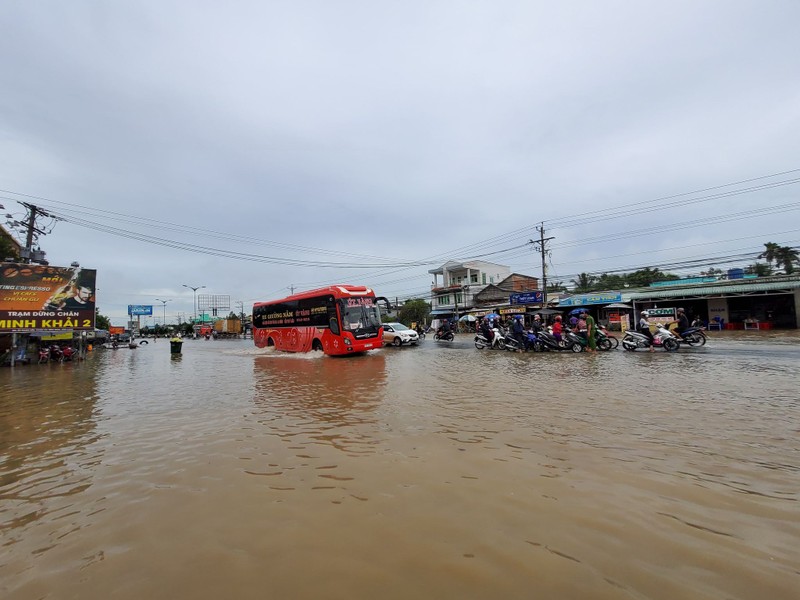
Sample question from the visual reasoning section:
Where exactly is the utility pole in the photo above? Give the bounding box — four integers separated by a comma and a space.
18, 202, 58, 264
531, 223, 555, 307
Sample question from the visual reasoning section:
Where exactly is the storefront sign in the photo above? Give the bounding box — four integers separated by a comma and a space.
0, 262, 97, 332
559, 292, 622, 307
645, 308, 675, 317
509, 291, 543, 305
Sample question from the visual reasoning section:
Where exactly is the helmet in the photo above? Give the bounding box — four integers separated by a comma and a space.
641, 311, 649, 316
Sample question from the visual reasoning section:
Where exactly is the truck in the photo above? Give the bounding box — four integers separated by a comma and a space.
213, 318, 242, 338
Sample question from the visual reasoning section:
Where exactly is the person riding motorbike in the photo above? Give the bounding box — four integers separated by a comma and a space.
479, 318, 494, 344
670, 308, 689, 341
436, 319, 452, 339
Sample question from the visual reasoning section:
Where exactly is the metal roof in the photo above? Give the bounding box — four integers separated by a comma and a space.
626, 279, 800, 300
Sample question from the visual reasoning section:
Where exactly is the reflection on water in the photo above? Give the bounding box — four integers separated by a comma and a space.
251, 352, 386, 455
0, 361, 101, 558
0, 335, 798, 600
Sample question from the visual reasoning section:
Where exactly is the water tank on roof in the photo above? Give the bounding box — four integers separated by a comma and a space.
727, 268, 744, 280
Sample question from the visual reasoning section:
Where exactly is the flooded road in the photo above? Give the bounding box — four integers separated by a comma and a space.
1, 332, 798, 599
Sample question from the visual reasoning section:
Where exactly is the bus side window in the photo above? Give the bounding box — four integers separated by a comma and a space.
329, 317, 340, 335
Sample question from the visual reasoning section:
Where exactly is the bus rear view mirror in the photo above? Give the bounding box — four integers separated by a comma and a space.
329, 317, 340, 335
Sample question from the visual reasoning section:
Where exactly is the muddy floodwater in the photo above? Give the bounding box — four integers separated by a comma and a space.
1, 331, 798, 599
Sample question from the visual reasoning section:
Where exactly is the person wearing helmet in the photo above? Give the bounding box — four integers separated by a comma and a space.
511, 315, 525, 352
638, 311, 655, 352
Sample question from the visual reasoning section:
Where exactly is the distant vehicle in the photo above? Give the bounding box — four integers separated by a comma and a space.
382, 322, 419, 347
252, 285, 388, 355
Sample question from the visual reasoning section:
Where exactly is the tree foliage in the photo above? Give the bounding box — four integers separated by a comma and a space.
759, 241, 799, 275
397, 298, 430, 326
95, 309, 111, 330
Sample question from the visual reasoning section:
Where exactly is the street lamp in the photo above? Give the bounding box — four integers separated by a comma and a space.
182, 284, 205, 324
155, 298, 171, 334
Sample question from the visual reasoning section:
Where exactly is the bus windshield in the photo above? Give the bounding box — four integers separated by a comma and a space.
340, 300, 382, 336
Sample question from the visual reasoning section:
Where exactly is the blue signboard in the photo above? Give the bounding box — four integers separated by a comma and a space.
128, 304, 153, 316
558, 292, 622, 307
509, 291, 543, 305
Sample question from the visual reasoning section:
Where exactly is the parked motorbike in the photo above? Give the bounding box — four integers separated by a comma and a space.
563, 327, 588, 352
595, 325, 618, 350
622, 324, 679, 352
38, 347, 51, 364
529, 328, 580, 352
49, 345, 63, 362
502, 332, 526, 352
61, 345, 76, 362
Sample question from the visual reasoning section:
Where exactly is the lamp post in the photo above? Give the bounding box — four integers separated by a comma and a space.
155, 298, 171, 334
182, 284, 205, 325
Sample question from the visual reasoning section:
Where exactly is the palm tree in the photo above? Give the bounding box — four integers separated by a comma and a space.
774, 246, 799, 275
570, 273, 596, 292
759, 242, 781, 265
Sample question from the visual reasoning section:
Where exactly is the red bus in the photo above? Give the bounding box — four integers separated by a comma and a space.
252, 285, 386, 355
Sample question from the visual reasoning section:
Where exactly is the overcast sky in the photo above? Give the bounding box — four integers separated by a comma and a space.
2, 1, 799, 325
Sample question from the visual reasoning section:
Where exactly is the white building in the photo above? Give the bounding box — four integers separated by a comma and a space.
428, 260, 511, 317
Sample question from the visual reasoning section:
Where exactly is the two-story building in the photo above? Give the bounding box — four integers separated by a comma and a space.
428, 260, 540, 320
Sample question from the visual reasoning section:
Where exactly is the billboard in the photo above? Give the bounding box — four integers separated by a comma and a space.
128, 305, 153, 316
0, 263, 97, 332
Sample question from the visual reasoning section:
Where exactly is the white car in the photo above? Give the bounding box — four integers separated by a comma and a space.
382, 322, 419, 346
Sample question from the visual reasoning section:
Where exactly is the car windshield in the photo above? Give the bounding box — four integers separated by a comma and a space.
387, 322, 409, 331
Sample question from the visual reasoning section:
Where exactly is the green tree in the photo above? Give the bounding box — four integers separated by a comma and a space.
95, 309, 111, 330
397, 298, 431, 326
570, 273, 596, 292
546, 280, 566, 293
774, 245, 799, 274
745, 262, 772, 277
758, 242, 781, 264
0, 236, 19, 261
626, 267, 679, 287
595, 273, 626, 290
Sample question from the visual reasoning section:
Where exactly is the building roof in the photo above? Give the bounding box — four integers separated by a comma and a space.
625, 277, 800, 300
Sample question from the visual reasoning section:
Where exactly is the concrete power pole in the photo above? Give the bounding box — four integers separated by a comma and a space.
531, 223, 555, 307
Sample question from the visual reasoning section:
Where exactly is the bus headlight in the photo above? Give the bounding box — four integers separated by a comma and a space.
344, 338, 352, 345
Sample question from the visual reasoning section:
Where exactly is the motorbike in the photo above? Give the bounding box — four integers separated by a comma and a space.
528, 328, 580, 352
502, 332, 527, 352
434, 328, 454, 342
38, 347, 51, 364
563, 326, 588, 352
49, 345, 64, 362
674, 326, 707, 347
622, 324, 679, 352
474, 329, 505, 350
61, 345, 76, 362
595, 325, 618, 350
